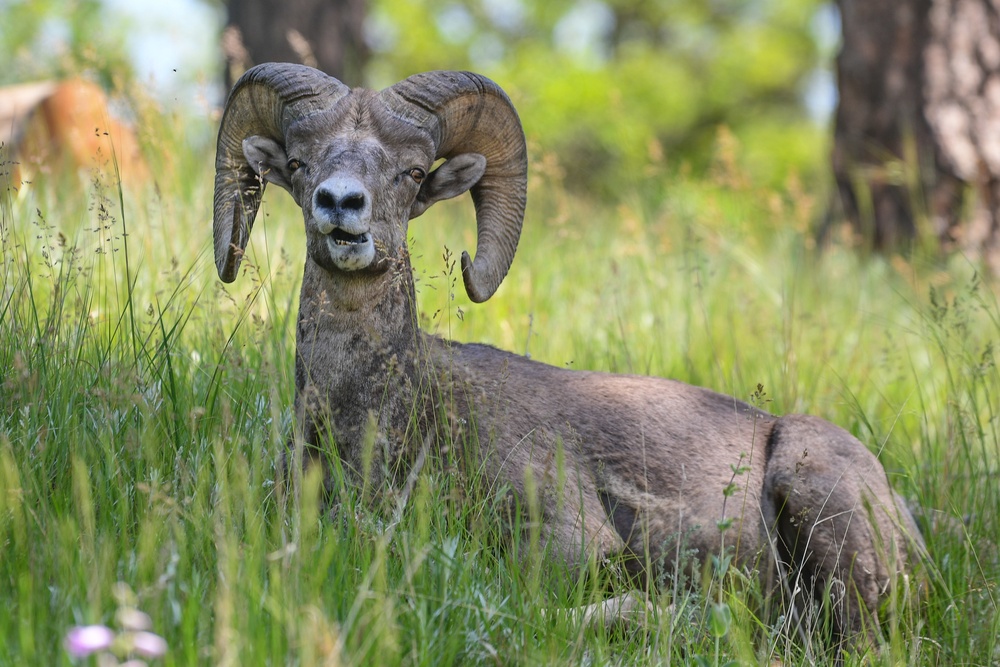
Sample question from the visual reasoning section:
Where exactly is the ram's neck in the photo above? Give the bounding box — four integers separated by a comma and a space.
294, 257, 426, 479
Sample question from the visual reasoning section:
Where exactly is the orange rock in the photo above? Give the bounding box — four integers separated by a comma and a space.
0, 78, 149, 189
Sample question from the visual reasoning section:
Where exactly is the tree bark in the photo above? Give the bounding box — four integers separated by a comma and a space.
223, 0, 369, 89
829, 0, 1000, 273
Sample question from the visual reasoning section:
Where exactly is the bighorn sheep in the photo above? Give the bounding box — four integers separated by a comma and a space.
213, 63, 922, 651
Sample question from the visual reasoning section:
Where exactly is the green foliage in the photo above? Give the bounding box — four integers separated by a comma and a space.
369, 0, 828, 195
0, 102, 999, 665
3, 0, 829, 197
0, 0, 134, 87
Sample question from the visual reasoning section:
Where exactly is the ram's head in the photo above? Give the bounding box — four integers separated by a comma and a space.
212, 63, 528, 302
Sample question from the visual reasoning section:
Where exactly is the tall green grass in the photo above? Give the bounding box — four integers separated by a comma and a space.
1, 116, 998, 665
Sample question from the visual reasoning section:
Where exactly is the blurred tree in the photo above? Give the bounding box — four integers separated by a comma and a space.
222, 0, 369, 88
828, 0, 1000, 271
0, 0, 133, 88
367, 0, 827, 196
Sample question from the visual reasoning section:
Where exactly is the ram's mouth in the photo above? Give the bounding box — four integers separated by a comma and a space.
322, 226, 377, 272
331, 228, 370, 246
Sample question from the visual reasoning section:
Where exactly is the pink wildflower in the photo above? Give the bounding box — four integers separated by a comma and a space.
64, 625, 115, 658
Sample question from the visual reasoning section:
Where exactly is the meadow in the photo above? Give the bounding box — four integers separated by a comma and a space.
1, 108, 998, 666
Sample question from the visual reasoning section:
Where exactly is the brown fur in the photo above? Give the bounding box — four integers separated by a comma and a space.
225, 76, 923, 654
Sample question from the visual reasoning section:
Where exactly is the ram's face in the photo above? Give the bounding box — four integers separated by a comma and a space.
213, 65, 526, 300
242, 94, 485, 276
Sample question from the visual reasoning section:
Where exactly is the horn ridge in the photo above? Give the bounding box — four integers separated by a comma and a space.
212, 63, 349, 282
381, 71, 527, 302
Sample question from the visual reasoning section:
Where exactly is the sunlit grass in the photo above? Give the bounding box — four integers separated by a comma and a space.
1, 111, 998, 665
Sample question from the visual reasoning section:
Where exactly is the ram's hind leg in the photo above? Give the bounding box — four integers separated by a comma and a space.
762, 415, 919, 654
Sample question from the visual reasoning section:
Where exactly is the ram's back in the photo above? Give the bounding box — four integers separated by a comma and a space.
432, 339, 775, 567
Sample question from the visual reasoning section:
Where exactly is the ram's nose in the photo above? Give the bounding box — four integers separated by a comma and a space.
313, 176, 372, 233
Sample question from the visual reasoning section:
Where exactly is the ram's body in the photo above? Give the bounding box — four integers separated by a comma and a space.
213, 63, 922, 653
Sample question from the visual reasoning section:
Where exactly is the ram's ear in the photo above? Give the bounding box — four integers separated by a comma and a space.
243, 136, 293, 192
409, 153, 487, 218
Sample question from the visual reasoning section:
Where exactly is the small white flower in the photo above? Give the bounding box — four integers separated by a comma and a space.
131, 631, 168, 658
116, 608, 152, 631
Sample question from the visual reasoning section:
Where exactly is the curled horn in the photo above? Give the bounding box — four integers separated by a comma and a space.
213, 63, 349, 282
380, 72, 527, 303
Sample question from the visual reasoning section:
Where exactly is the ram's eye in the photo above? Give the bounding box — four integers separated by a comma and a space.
408, 167, 426, 184
287, 158, 302, 172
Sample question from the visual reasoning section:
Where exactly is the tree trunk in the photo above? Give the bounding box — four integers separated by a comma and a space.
829, 0, 1000, 273
222, 0, 369, 89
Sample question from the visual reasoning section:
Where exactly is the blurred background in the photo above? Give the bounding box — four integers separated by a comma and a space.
0, 0, 834, 188
2, 0, 999, 272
